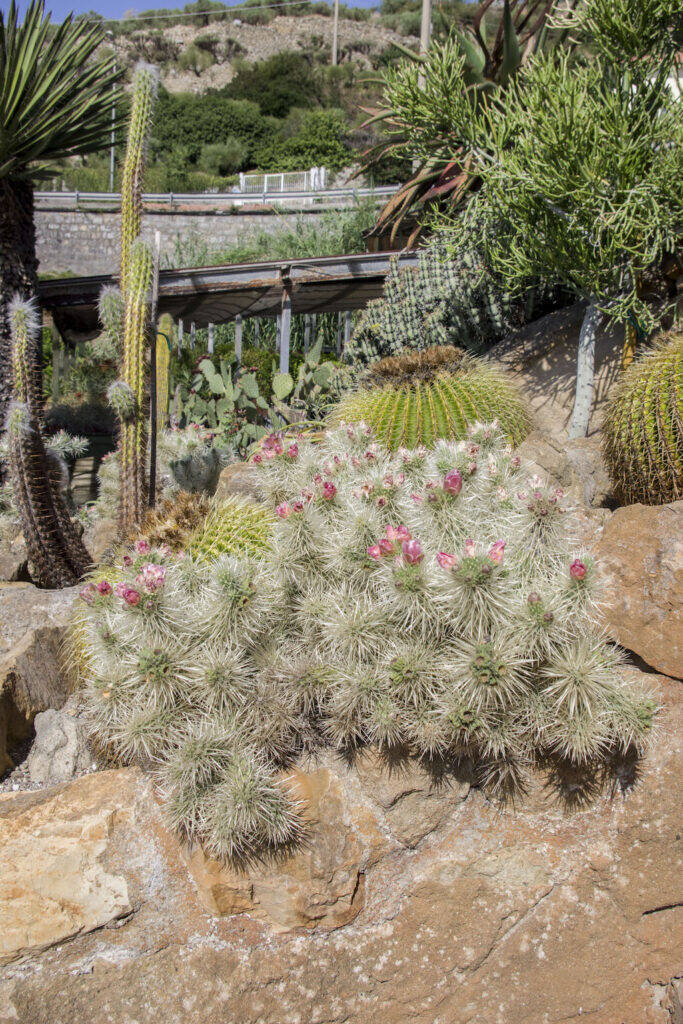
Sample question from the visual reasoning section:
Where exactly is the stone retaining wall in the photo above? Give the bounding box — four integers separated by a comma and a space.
35, 205, 337, 277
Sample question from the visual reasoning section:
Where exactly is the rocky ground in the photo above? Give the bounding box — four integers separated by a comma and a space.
0, 314, 681, 1022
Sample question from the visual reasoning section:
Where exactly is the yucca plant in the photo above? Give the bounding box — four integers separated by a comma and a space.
332, 346, 531, 450
0, 0, 122, 434
73, 419, 655, 861
603, 327, 682, 505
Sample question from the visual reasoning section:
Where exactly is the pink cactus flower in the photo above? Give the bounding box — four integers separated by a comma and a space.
252, 453, 262, 464
569, 559, 587, 580
443, 469, 463, 496
123, 588, 140, 607
138, 563, 166, 592
314, 473, 323, 485
383, 473, 394, 488
287, 444, 299, 458
464, 539, 477, 558
402, 539, 424, 565
396, 525, 412, 542
367, 544, 382, 561
115, 582, 128, 599
379, 538, 394, 555
396, 471, 405, 486
79, 583, 96, 605
376, 496, 387, 508
322, 481, 337, 500
276, 502, 292, 519
361, 481, 374, 496
135, 539, 150, 555
96, 580, 112, 596
347, 426, 356, 439
291, 500, 305, 513
488, 540, 506, 565
352, 456, 361, 468
437, 551, 457, 570
511, 455, 521, 468
410, 492, 423, 503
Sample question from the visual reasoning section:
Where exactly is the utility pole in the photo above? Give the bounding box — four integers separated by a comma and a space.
331, 0, 339, 66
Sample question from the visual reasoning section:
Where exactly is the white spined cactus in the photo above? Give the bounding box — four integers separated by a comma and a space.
74, 421, 658, 861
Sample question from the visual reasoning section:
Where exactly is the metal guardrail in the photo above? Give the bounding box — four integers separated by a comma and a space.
34, 185, 399, 208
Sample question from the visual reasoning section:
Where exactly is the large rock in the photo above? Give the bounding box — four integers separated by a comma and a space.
27, 708, 92, 787
0, 534, 28, 583
0, 674, 680, 1024
594, 501, 683, 678
516, 431, 612, 507
0, 584, 78, 772
213, 461, 264, 503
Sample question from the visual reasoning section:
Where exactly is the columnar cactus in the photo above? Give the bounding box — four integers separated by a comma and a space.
332, 347, 531, 450
74, 421, 655, 860
6, 297, 90, 587
603, 327, 682, 505
102, 63, 158, 534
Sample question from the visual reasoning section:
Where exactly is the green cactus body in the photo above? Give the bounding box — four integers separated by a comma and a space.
7, 298, 91, 587
603, 328, 683, 505
187, 497, 275, 562
120, 64, 157, 295
156, 313, 172, 429
332, 357, 531, 450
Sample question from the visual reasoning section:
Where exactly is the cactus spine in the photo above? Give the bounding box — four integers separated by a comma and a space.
104, 64, 158, 535
603, 327, 683, 505
6, 297, 90, 587
187, 497, 275, 562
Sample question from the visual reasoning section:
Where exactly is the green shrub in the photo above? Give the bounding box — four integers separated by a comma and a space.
198, 139, 248, 175
220, 52, 320, 117
254, 109, 351, 173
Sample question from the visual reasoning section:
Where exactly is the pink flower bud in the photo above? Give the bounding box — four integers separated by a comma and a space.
569, 559, 587, 580
410, 492, 423, 503
96, 580, 112, 596
464, 539, 476, 558
443, 469, 463, 496
396, 525, 411, 542
79, 584, 95, 605
367, 544, 382, 561
322, 481, 337, 500
511, 455, 521, 468
488, 540, 506, 565
377, 496, 387, 508
291, 500, 305, 513
123, 588, 140, 607
287, 444, 299, 458
402, 539, 424, 565
396, 472, 405, 485
252, 453, 263, 464
437, 551, 457, 570
135, 540, 150, 555
379, 538, 394, 555
276, 502, 291, 519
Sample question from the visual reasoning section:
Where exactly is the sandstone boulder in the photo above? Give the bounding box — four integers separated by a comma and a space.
516, 431, 612, 507
0, 674, 680, 1024
594, 500, 682, 678
214, 461, 264, 503
0, 534, 28, 583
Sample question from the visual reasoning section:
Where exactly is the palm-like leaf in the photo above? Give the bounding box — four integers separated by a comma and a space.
0, 0, 124, 180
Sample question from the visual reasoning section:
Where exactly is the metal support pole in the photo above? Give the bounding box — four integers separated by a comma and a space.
234, 314, 243, 368
207, 322, 214, 354
177, 319, 183, 356
190, 322, 196, 350
304, 314, 311, 355
253, 317, 259, 348
280, 287, 292, 375
418, 0, 431, 89
336, 311, 343, 356
275, 313, 282, 353
343, 310, 352, 353
332, 0, 339, 66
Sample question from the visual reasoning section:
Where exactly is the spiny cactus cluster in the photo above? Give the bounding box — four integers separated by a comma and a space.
346, 233, 565, 367
100, 64, 159, 535
332, 347, 531, 450
188, 497, 274, 562
5, 298, 91, 587
74, 421, 655, 860
603, 327, 682, 505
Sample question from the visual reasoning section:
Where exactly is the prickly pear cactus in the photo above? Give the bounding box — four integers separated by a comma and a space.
603, 327, 683, 505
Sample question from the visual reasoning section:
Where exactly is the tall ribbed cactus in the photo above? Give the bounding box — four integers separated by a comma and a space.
103, 63, 158, 535
603, 328, 682, 505
120, 64, 157, 295
156, 313, 172, 429
6, 297, 90, 587
332, 347, 531, 450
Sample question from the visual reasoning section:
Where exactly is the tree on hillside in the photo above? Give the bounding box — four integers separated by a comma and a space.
0, 0, 122, 433
454, 0, 681, 436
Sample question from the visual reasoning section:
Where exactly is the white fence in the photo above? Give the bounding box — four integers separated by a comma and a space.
238, 167, 327, 193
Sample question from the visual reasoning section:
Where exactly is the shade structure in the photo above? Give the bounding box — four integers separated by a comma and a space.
39, 251, 419, 337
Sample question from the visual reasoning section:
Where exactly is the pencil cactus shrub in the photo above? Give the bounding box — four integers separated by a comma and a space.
331, 346, 531, 450
602, 327, 682, 506
4, 297, 91, 587
73, 418, 657, 860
